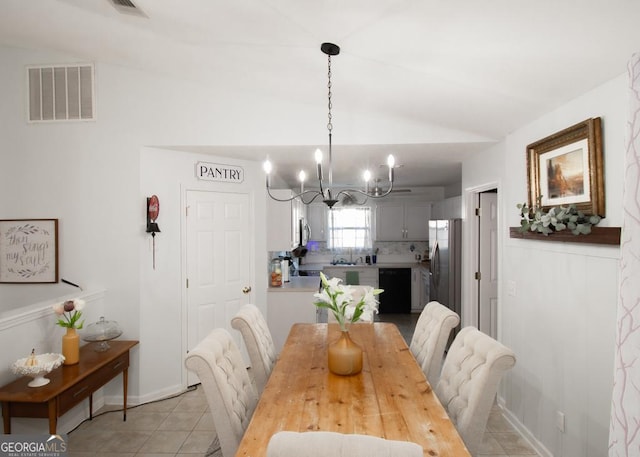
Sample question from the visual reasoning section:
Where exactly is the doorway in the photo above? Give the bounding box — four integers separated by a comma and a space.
477, 190, 498, 338
464, 184, 499, 337
184, 189, 253, 386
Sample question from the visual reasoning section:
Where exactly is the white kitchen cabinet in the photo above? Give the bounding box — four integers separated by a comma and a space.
411, 267, 424, 312
267, 291, 317, 352
307, 202, 327, 242
323, 267, 379, 288
404, 202, 430, 240
375, 203, 404, 241
375, 201, 430, 241
267, 190, 306, 251
422, 268, 430, 307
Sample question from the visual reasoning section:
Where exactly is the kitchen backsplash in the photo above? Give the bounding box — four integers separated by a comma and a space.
300, 240, 430, 264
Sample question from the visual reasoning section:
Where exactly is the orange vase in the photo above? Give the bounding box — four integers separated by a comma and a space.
328, 330, 363, 375
62, 328, 80, 365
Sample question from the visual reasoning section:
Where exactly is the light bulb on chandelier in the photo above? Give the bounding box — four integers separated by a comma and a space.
264, 42, 396, 209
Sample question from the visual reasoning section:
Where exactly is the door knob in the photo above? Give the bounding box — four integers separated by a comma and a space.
242, 286, 252, 294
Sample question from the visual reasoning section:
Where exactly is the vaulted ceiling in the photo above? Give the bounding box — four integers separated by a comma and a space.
2, 0, 639, 191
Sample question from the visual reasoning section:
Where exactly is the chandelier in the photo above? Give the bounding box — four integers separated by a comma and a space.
263, 42, 396, 209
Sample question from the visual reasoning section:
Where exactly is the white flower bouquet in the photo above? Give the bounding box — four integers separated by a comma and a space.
314, 272, 383, 331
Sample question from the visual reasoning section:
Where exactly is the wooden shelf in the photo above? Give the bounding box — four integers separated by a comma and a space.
509, 226, 621, 245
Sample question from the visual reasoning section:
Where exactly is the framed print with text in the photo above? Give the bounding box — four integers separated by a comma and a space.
0, 219, 59, 283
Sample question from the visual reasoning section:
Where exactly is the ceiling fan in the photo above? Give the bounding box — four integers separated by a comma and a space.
371, 179, 411, 196
337, 180, 410, 206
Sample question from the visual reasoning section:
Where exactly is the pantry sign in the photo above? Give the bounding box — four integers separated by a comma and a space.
196, 161, 244, 183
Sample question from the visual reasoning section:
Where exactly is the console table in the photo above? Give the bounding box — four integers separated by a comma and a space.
0, 340, 138, 434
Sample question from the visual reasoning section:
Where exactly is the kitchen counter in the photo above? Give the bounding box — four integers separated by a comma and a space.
299, 262, 429, 271
268, 276, 320, 292
325, 262, 426, 269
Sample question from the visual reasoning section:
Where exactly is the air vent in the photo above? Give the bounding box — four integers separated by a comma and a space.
113, 0, 136, 7
27, 64, 95, 122
108, 0, 147, 17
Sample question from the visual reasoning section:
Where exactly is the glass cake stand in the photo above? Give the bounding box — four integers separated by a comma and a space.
82, 316, 123, 352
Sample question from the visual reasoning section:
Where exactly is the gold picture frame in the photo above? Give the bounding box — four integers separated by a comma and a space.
527, 117, 604, 216
0, 219, 59, 283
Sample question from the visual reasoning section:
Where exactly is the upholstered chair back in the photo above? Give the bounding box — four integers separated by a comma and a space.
184, 328, 258, 457
435, 326, 516, 456
409, 301, 460, 385
231, 304, 277, 394
266, 431, 423, 457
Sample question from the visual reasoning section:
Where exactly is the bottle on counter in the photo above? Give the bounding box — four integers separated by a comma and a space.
270, 259, 283, 287
281, 258, 290, 282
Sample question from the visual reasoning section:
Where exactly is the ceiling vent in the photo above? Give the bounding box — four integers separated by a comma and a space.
108, 0, 147, 17
27, 64, 95, 123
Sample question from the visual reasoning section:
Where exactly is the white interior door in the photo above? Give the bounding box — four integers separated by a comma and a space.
186, 190, 252, 386
478, 191, 498, 337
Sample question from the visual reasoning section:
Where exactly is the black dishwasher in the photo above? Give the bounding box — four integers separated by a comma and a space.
378, 268, 412, 314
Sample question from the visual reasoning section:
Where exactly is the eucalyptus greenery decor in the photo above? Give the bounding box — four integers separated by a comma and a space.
517, 198, 602, 235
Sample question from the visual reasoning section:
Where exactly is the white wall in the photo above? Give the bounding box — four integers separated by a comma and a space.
462, 74, 626, 457
0, 46, 145, 404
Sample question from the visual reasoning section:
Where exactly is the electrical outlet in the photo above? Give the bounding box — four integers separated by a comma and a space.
556, 411, 565, 433
507, 280, 517, 297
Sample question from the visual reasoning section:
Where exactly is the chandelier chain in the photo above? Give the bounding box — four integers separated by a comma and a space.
263, 42, 395, 209
327, 55, 333, 133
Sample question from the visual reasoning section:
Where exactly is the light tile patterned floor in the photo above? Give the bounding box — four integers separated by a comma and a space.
67, 387, 215, 457
67, 314, 539, 457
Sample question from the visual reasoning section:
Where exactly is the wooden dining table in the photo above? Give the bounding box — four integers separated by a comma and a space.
235, 322, 470, 457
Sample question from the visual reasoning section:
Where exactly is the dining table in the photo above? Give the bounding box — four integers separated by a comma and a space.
234, 322, 470, 457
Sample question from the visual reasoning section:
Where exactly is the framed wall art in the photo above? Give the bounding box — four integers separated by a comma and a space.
526, 117, 604, 216
0, 219, 59, 283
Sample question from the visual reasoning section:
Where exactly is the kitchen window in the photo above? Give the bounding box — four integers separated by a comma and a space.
328, 207, 372, 249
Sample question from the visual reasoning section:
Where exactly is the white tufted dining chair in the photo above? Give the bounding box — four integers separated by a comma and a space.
435, 326, 516, 456
266, 431, 423, 457
184, 328, 258, 457
409, 301, 460, 385
231, 304, 277, 394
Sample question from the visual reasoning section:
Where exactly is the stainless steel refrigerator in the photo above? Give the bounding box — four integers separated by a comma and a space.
429, 219, 462, 331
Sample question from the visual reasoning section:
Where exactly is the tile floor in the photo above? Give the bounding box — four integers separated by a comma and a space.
67, 314, 539, 457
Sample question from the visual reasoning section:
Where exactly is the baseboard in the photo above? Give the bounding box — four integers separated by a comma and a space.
105, 382, 188, 407
497, 396, 553, 457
